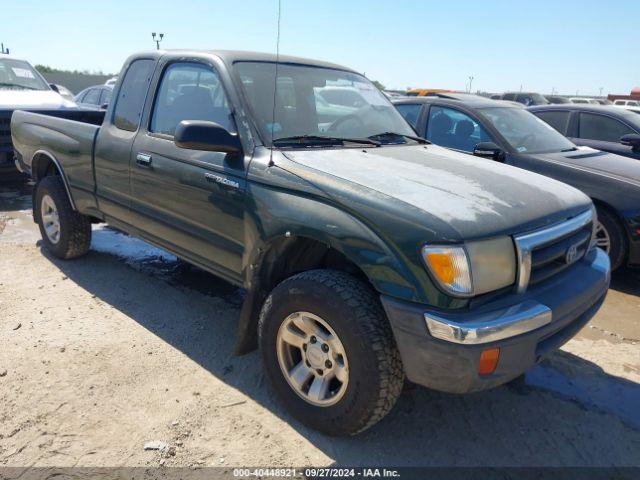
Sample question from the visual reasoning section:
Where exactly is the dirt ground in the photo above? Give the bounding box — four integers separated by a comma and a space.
1, 180, 639, 468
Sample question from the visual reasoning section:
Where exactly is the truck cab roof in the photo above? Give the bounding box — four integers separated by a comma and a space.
128, 49, 358, 74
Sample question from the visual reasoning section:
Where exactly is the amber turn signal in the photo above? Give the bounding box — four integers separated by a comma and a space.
478, 347, 500, 375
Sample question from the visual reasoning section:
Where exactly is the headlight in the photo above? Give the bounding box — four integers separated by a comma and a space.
422, 237, 516, 297
421, 246, 473, 296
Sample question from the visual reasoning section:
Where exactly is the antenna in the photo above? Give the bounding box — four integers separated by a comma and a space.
269, 0, 282, 167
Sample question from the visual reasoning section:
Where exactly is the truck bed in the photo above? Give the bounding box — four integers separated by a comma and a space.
2, 109, 104, 168
11, 109, 106, 211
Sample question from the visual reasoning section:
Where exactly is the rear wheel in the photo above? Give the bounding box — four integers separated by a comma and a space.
35, 176, 92, 259
259, 269, 404, 436
595, 206, 626, 271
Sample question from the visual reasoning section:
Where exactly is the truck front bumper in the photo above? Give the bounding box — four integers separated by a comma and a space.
381, 248, 610, 394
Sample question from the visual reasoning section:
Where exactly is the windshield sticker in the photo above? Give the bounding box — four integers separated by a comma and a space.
517, 146, 528, 153
353, 81, 388, 106
12, 67, 35, 79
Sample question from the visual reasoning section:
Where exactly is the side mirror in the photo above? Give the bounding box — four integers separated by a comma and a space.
49, 83, 60, 93
174, 120, 242, 154
473, 142, 504, 161
620, 133, 640, 150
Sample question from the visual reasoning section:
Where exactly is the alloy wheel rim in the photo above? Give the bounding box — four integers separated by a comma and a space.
276, 311, 349, 407
41, 194, 61, 244
594, 221, 611, 254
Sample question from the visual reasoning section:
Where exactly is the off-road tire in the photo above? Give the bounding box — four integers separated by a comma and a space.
35, 175, 91, 259
258, 269, 404, 436
596, 206, 626, 271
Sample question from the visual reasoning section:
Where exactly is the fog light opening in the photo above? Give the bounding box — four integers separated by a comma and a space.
479, 347, 500, 375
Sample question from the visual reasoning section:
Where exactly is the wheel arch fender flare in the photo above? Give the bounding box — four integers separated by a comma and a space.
234, 196, 422, 355
31, 149, 77, 211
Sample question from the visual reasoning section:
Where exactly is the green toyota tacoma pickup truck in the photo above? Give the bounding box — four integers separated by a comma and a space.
11, 50, 610, 435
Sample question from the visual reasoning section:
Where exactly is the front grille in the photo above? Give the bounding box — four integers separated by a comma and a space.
514, 210, 594, 293
529, 224, 592, 285
0, 113, 14, 165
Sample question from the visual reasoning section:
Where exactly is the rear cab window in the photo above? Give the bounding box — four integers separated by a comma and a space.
113, 59, 155, 131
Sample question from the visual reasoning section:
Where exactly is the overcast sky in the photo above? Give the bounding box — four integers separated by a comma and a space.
4, 0, 638, 95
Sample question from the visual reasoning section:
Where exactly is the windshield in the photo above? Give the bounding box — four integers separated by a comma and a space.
0, 58, 49, 91
479, 107, 576, 154
234, 62, 415, 146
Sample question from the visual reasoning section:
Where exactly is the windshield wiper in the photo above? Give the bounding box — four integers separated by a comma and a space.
272, 135, 380, 147
367, 131, 430, 144
560, 146, 579, 152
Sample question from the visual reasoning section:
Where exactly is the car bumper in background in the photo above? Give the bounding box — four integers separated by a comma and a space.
381, 248, 610, 394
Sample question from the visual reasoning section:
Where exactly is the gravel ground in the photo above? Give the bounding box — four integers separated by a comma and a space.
1, 181, 639, 468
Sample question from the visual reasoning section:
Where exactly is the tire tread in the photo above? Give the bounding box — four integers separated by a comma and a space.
36, 176, 91, 259
258, 269, 404, 435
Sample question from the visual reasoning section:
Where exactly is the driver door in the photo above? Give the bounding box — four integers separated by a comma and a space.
129, 60, 247, 284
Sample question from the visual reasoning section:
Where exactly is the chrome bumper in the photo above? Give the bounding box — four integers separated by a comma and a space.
424, 300, 552, 344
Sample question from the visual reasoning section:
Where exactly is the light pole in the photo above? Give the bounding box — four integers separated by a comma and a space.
0, 43, 9, 54
468, 76, 474, 93
152, 32, 164, 50
599, 87, 603, 97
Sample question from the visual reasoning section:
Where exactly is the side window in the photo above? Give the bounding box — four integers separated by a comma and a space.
150, 62, 235, 137
534, 111, 571, 135
395, 104, 422, 129
502, 93, 516, 101
515, 94, 533, 106
578, 113, 634, 142
83, 88, 101, 105
113, 59, 155, 131
426, 106, 491, 153
100, 88, 112, 106
74, 89, 88, 103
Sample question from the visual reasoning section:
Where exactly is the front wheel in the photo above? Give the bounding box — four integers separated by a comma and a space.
259, 270, 404, 436
594, 207, 626, 271
35, 175, 92, 259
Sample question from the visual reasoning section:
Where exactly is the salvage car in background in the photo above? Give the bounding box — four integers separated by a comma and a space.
498, 92, 549, 106
393, 94, 640, 270
545, 95, 572, 105
74, 84, 113, 110
0, 53, 77, 174
12, 49, 610, 435
528, 104, 640, 161
52, 84, 74, 101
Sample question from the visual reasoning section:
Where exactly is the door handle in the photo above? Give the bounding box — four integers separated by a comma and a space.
136, 153, 152, 167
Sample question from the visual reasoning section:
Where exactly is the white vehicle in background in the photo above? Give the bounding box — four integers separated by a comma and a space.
104, 77, 118, 87
53, 84, 74, 101
570, 97, 600, 105
613, 99, 640, 107
0, 53, 77, 173
613, 99, 640, 113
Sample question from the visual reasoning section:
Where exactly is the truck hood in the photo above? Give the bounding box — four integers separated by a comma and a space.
534, 146, 640, 186
0, 90, 77, 110
282, 144, 591, 239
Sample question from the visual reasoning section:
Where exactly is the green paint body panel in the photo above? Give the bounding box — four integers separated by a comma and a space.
10, 50, 593, 313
